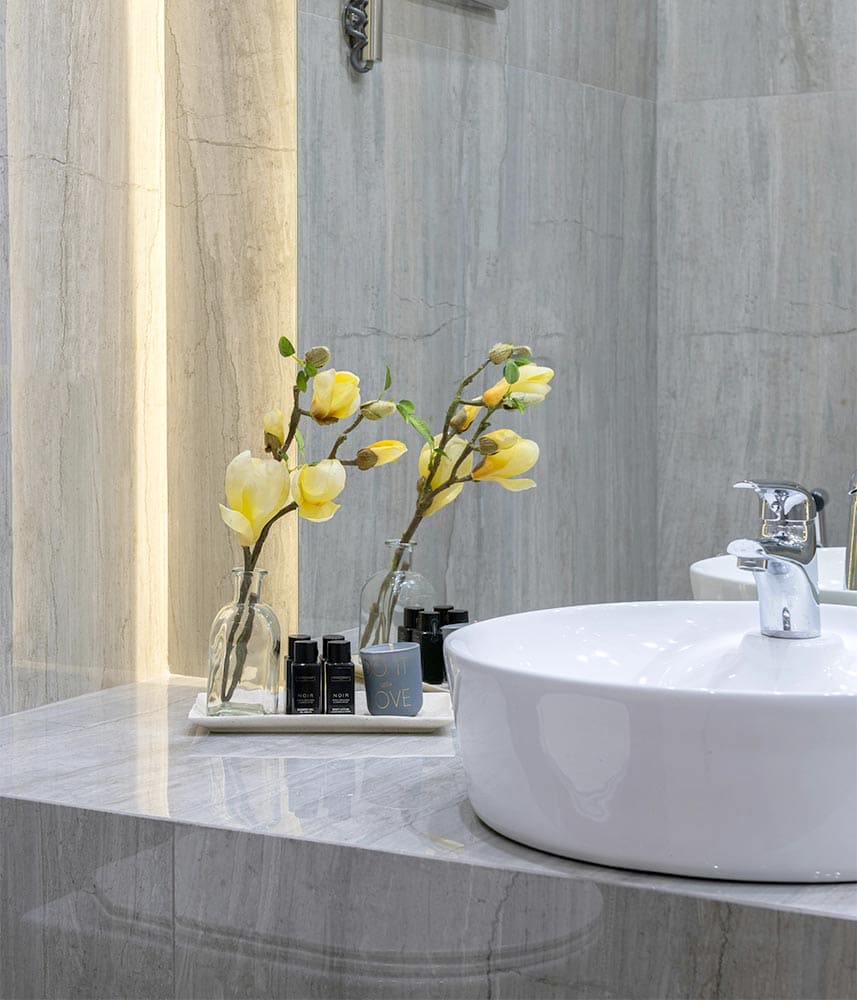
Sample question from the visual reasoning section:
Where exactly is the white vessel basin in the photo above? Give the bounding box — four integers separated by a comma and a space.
691, 546, 857, 606
445, 602, 857, 882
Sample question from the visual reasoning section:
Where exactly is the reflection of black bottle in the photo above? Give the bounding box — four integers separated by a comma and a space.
325, 639, 355, 715
398, 606, 423, 643
291, 639, 321, 714
285, 634, 310, 714
417, 611, 445, 684
434, 605, 454, 627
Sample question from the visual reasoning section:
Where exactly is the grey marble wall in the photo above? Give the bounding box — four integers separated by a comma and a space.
297, 0, 658, 635
657, 0, 857, 597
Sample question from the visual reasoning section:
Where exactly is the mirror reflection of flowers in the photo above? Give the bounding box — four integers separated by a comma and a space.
213, 338, 407, 710
360, 343, 554, 649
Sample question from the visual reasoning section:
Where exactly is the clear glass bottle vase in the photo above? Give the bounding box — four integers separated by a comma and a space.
359, 539, 437, 650
207, 569, 281, 716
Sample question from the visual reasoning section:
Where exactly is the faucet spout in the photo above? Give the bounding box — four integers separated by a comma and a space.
727, 538, 820, 638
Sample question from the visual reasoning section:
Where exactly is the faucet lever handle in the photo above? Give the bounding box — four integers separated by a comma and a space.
733, 480, 817, 523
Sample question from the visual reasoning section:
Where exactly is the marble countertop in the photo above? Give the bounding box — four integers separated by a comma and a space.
0, 674, 854, 922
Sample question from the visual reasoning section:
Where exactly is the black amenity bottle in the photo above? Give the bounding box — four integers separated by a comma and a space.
324, 639, 355, 715
285, 633, 311, 714
291, 639, 321, 714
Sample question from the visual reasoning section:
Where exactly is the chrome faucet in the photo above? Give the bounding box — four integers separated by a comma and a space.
727, 480, 820, 639
845, 473, 857, 590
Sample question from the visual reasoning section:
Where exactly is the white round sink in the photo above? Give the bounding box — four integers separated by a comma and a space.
691, 546, 857, 605
445, 602, 857, 882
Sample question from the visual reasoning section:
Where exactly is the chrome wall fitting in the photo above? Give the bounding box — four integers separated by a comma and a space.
343, 0, 383, 74
343, 1, 508, 73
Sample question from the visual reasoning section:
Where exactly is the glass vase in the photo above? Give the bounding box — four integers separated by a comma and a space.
359, 539, 437, 649
207, 569, 281, 716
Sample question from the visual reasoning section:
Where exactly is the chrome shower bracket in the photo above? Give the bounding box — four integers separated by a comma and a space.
343, 0, 383, 74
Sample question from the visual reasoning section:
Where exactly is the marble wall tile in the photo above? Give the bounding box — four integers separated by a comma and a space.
297, 14, 657, 636
302, 0, 656, 99
165, 1, 299, 676
0, 1, 11, 719
0, 799, 174, 1000
174, 823, 606, 1000
174, 824, 855, 1000
657, 92, 857, 598
659, 0, 857, 101
3, 0, 168, 712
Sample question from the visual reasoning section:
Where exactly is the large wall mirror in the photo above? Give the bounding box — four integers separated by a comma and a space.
0, 0, 853, 712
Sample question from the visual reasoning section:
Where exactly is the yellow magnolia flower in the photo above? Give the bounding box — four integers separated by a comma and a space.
482, 364, 554, 409
472, 430, 539, 492
290, 459, 347, 522
418, 435, 474, 516
219, 451, 291, 547
263, 408, 286, 451
309, 370, 361, 425
356, 440, 408, 470
450, 404, 481, 432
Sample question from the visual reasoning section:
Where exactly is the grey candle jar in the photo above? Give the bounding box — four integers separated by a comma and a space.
360, 642, 424, 717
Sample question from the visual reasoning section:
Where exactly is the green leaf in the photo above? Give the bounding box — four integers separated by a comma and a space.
408, 416, 436, 449
304, 361, 318, 379
278, 336, 296, 358
513, 355, 532, 367
294, 428, 305, 455
511, 397, 526, 414
296, 370, 308, 393
504, 360, 520, 385
384, 365, 392, 392
397, 399, 415, 418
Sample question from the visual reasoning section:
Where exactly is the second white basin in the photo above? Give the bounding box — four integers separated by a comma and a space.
691, 546, 857, 605
445, 602, 857, 882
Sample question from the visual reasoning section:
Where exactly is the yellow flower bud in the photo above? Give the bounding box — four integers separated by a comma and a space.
290, 459, 347, 522
418, 435, 474, 516
356, 440, 408, 471
360, 399, 397, 421
472, 431, 539, 491
219, 451, 291, 547
482, 364, 554, 409
309, 370, 361, 425
489, 342, 515, 365
450, 404, 481, 432
304, 346, 331, 370
263, 408, 286, 452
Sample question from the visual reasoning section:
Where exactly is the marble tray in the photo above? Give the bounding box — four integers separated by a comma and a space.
189, 691, 454, 733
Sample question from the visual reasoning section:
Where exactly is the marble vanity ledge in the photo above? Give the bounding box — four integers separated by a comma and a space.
0, 677, 854, 927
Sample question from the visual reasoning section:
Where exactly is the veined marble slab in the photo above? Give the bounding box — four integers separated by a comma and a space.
0, 675, 852, 921
0, 677, 854, 999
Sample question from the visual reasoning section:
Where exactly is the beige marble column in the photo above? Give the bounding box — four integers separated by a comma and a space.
0, 0, 11, 715
166, 1, 298, 676
6, 0, 168, 709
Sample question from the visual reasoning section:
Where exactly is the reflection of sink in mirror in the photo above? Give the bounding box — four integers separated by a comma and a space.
445, 602, 857, 883
691, 547, 857, 606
